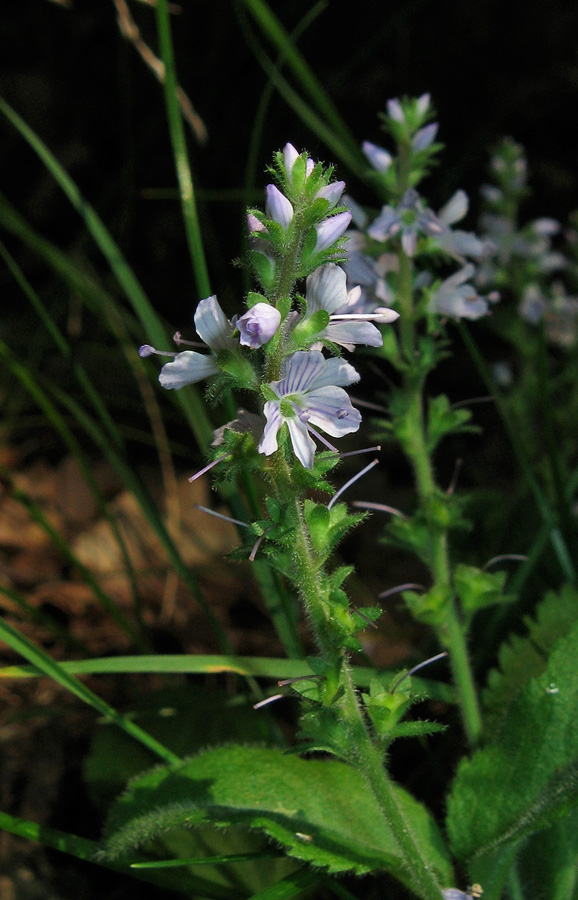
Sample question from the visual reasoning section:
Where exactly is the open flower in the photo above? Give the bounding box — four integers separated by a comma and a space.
429, 265, 499, 320
157, 295, 235, 390
258, 350, 361, 469
304, 264, 398, 350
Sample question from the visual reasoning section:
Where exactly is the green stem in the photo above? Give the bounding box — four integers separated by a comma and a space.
270, 463, 443, 898
397, 252, 482, 746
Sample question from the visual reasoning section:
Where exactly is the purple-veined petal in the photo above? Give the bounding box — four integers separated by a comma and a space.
286, 417, 316, 469
247, 213, 267, 235
304, 385, 362, 437
237, 303, 281, 349
266, 184, 294, 230
306, 264, 347, 315
314, 211, 352, 253
309, 356, 360, 390
362, 141, 393, 173
274, 350, 327, 397
194, 295, 234, 350
258, 401, 284, 456
159, 351, 219, 390
322, 321, 383, 349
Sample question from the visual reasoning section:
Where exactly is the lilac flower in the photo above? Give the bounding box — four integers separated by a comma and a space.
314, 210, 352, 253
158, 295, 235, 390
314, 181, 346, 209
367, 189, 444, 256
412, 122, 438, 151
258, 350, 361, 469
429, 265, 499, 321
266, 185, 294, 230
236, 303, 281, 349
305, 264, 398, 350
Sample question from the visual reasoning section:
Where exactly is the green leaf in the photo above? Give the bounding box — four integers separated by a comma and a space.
104, 744, 453, 888
483, 585, 578, 734
447, 618, 578, 871
453, 564, 514, 621
518, 806, 578, 898
426, 394, 475, 453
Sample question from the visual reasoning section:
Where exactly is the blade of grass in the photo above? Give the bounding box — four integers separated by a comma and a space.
459, 322, 576, 584
0, 810, 238, 898
131, 850, 281, 868
245, 866, 322, 900
154, 0, 210, 298
236, 7, 367, 181
0, 654, 457, 701
0, 616, 180, 763
239, 0, 359, 160
0, 96, 213, 452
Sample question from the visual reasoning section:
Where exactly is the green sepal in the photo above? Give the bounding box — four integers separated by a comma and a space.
215, 349, 257, 386
387, 720, 447, 740
362, 676, 414, 737
426, 394, 477, 453
454, 564, 515, 622
305, 500, 367, 562
246, 291, 268, 308
291, 310, 330, 348
327, 565, 355, 592
248, 249, 276, 293
402, 583, 453, 627
298, 707, 358, 761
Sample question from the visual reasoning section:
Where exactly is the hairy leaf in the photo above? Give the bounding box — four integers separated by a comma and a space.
104, 744, 453, 890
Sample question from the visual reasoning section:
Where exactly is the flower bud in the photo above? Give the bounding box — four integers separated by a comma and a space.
314, 181, 346, 209
266, 185, 294, 230
362, 141, 393, 173
237, 303, 282, 349
314, 211, 352, 253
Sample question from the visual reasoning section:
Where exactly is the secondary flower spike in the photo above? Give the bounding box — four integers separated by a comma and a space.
258, 350, 362, 469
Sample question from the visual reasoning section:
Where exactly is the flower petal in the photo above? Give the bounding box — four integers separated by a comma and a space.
306, 264, 347, 315
304, 386, 362, 437
194, 296, 234, 350
274, 350, 327, 397
314, 211, 352, 253
258, 401, 284, 456
323, 321, 384, 349
309, 356, 360, 390
159, 351, 219, 390
266, 185, 294, 230
286, 417, 316, 469
237, 303, 281, 349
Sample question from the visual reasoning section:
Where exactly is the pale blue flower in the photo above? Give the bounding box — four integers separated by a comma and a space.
429, 265, 498, 321
258, 350, 361, 469
412, 122, 438, 151
367, 189, 444, 256
158, 295, 235, 390
305, 264, 398, 350
236, 303, 281, 349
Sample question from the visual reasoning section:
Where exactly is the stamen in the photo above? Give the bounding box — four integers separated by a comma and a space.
483, 553, 528, 570
390, 651, 448, 693
349, 396, 388, 413
352, 500, 406, 519
188, 454, 230, 483
328, 459, 379, 511
447, 458, 463, 496
352, 606, 379, 629
193, 504, 249, 528
173, 331, 205, 348
378, 583, 426, 600
338, 445, 381, 458
296, 411, 339, 453
253, 693, 284, 710
138, 344, 176, 358
249, 527, 272, 562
